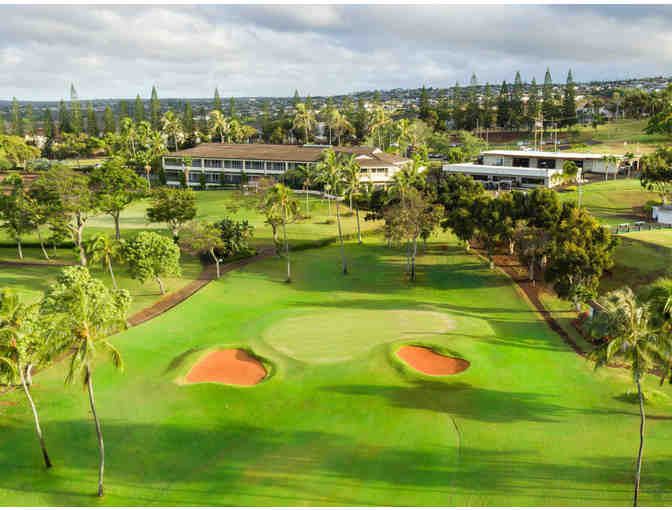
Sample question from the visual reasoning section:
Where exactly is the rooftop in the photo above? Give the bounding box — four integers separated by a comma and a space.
168, 143, 410, 167
482, 150, 619, 160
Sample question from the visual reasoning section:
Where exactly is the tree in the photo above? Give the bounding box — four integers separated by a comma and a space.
475, 195, 506, 269
514, 225, 550, 286
58, 99, 71, 134
70, 84, 82, 134
263, 184, 300, 282
640, 147, 672, 204
11, 97, 24, 137
0, 289, 54, 468
146, 187, 197, 241
586, 287, 658, 507
293, 103, 315, 144
228, 97, 238, 120
41, 266, 130, 497
292, 163, 316, 217
89, 159, 148, 240
342, 155, 363, 243
482, 82, 494, 128
182, 101, 195, 138
640, 277, 672, 385
562, 69, 577, 126
545, 204, 616, 311
124, 231, 181, 294
36, 165, 99, 265
527, 77, 540, 129
86, 101, 98, 137
208, 110, 229, 143
134, 94, 145, 124
214, 88, 222, 113
86, 234, 125, 289
103, 107, 115, 134
150, 86, 161, 130
24, 106, 34, 138
542, 68, 555, 124
179, 221, 227, 278
316, 149, 348, 274
0, 173, 36, 259
601, 154, 621, 181
437, 173, 486, 252
496, 81, 510, 128
510, 71, 524, 129
0, 134, 40, 169
161, 111, 183, 151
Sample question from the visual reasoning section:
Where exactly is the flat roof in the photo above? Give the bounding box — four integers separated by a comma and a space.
443, 162, 553, 177
167, 143, 410, 166
482, 150, 618, 160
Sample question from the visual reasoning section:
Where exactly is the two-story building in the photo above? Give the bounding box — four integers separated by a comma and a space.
162, 143, 411, 188
443, 150, 618, 189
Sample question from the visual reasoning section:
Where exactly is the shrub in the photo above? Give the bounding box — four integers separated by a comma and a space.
564, 185, 577, 192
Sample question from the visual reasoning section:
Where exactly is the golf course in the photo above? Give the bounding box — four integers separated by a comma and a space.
1, 217, 672, 505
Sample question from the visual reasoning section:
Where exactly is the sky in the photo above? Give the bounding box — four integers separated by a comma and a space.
2, 4, 672, 101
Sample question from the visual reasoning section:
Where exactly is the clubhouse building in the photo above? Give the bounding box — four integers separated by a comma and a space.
162, 143, 412, 188
443, 150, 616, 189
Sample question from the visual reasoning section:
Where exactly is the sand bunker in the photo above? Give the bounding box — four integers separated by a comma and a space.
397, 345, 469, 376
186, 349, 267, 386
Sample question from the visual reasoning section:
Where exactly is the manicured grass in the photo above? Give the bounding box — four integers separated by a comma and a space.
558, 178, 658, 226
574, 119, 669, 155
1, 237, 671, 506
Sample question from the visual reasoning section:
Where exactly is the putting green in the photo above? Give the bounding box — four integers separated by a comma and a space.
262, 308, 456, 363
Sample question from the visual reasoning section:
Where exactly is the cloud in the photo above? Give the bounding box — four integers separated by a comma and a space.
1, 5, 671, 100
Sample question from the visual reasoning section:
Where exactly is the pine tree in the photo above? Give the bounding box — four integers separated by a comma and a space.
183, 101, 194, 135
419, 85, 430, 121
119, 100, 129, 121
58, 99, 71, 134
214, 88, 222, 113
452, 81, 462, 108
70, 84, 82, 134
451, 81, 463, 129
482, 83, 494, 128
199, 106, 207, 133
527, 77, 540, 123
11, 97, 23, 136
374, 91, 381, 104
496, 81, 511, 128
103, 107, 115, 134
510, 71, 524, 129
43, 109, 55, 138
465, 76, 480, 130
342, 95, 353, 116
562, 69, 577, 126
134, 94, 145, 124
0, 113, 6, 134
305, 95, 313, 112
228, 98, 237, 119
293, 89, 301, 108
150, 86, 161, 130
87, 101, 98, 136
25, 105, 34, 137
542, 68, 554, 123
355, 98, 368, 142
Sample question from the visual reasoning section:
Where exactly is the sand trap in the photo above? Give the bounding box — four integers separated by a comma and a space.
186, 349, 267, 386
397, 345, 469, 376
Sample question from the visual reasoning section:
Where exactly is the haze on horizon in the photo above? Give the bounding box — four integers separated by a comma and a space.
2, 4, 672, 101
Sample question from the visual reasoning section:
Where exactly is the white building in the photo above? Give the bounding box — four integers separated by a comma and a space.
443, 150, 618, 189
162, 143, 411, 188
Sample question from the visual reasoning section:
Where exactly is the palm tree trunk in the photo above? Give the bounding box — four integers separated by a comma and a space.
17, 238, 23, 260
411, 236, 418, 281
86, 366, 105, 497
335, 201, 347, 275
113, 213, 121, 241
145, 166, 152, 191
355, 205, 362, 244
77, 223, 87, 266
20, 364, 52, 469
210, 249, 221, 279
107, 258, 117, 290
283, 207, 290, 283
529, 259, 535, 287
36, 230, 49, 261
634, 378, 645, 507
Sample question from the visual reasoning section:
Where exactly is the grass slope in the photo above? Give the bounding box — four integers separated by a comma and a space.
1, 237, 671, 506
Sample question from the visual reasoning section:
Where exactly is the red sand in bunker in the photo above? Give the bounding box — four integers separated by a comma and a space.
186, 348, 267, 386
397, 345, 470, 376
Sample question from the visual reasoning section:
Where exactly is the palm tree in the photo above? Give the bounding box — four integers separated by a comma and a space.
334, 113, 354, 146
295, 164, 315, 217
342, 154, 363, 244
119, 118, 137, 159
41, 266, 130, 498
317, 149, 348, 274
161, 111, 183, 152
86, 234, 124, 290
0, 289, 53, 469
641, 277, 672, 385
587, 287, 657, 507
264, 184, 299, 282
293, 103, 316, 144
601, 154, 620, 181
395, 118, 412, 156
561, 160, 581, 207
140, 130, 167, 191
208, 110, 229, 144
369, 105, 391, 149
182, 156, 193, 189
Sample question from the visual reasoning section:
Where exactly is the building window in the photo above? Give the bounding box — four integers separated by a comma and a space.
206, 172, 220, 183
538, 158, 556, 169
164, 158, 182, 166
360, 169, 368, 173
268, 161, 285, 172
471, 174, 489, 181
245, 160, 265, 171
570, 159, 584, 169
165, 171, 180, 182
512, 158, 530, 168
521, 177, 545, 185
286, 162, 297, 170
224, 160, 243, 169
204, 159, 222, 169
190, 158, 202, 167
494, 158, 504, 166
189, 171, 201, 183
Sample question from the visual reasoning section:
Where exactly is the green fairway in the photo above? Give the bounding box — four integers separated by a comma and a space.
1, 237, 671, 506
558, 178, 657, 226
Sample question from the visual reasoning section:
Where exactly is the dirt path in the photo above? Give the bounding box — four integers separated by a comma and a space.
0, 260, 69, 267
